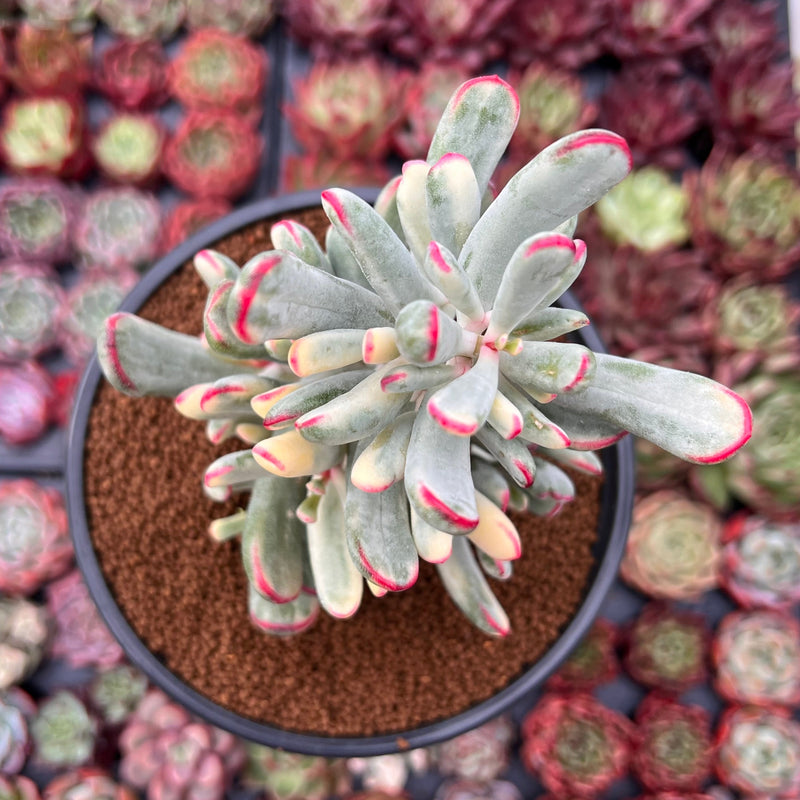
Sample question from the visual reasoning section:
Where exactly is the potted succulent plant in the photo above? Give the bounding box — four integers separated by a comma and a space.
66, 76, 751, 755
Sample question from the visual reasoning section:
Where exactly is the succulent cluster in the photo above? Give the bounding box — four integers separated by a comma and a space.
100, 77, 751, 636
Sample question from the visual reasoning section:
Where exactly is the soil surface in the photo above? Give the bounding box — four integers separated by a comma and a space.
83, 207, 602, 737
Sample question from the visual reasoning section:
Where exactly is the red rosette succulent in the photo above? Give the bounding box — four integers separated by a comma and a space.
159, 198, 231, 255
393, 63, 470, 160
520, 693, 633, 796
0, 361, 54, 446
713, 610, 800, 707
285, 58, 408, 162
0, 261, 65, 363
546, 618, 619, 692
624, 602, 709, 692
709, 56, 800, 162
502, 0, 609, 70
632, 694, 713, 792
7, 24, 91, 96
281, 153, 391, 194
606, 0, 713, 61
699, 0, 784, 68
386, 0, 513, 72
0, 178, 79, 263
720, 513, 800, 611
43, 769, 137, 800
163, 111, 261, 201
91, 112, 165, 186
168, 29, 266, 123
0, 479, 72, 597
715, 706, 800, 798
0, 95, 90, 179
685, 148, 800, 281
93, 39, 169, 111
434, 715, 514, 783
507, 62, 597, 159
49, 369, 81, 429
599, 61, 708, 170
283, 0, 393, 60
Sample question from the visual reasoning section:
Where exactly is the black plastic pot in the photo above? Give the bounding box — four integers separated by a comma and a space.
66, 189, 635, 757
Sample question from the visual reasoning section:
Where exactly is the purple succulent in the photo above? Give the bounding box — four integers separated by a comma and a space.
713, 610, 800, 707
434, 780, 522, 800
30, 691, 97, 769
715, 706, 800, 798
699, 0, 783, 66
720, 513, 800, 610
632, 694, 713, 792
0, 599, 50, 692
709, 55, 800, 161
0, 688, 35, 774
46, 569, 124, 670
433, 715, 514, 782
600, 61, 708, 170
625, 602, 709, 693
520, 693, 633, 796
547, 618, 620, 692
502, 0, 609, 70
283, 0, 393, 60
93, 39, 169, 111
0, 479, 72, 597
120, 689, 245, 800
0, 179, 78, 263
72, 188, 161, 274
0, 362, 54, 447
0, 262, 65, 363
606, 0, 714, 61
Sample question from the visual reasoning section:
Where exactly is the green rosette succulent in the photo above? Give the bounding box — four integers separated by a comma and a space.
30, 691, 97, 769
95, 0, 184, 40
694, 373, 800, 520
98, 76, 752, 637
596, 166, 690, 252
184, 0, 276, 36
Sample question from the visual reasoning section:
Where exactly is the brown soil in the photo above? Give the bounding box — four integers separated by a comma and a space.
83, 207, 602, 738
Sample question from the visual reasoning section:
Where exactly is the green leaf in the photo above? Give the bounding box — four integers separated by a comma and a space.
461, 129, 632, 307
500, 341, 596, 396
427, 75, 520, 198
511, 307, 590, 340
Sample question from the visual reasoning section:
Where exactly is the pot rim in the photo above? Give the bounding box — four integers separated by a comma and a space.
66, 188, 635, 757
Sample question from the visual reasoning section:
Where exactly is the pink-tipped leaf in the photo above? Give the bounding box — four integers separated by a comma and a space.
395, 299, 479, 365
350, 411, 415, 493
204, 279, 273, 360
248, 585, 319, 636
486, 390, 524, 440
421, 241, 485, 326
194, 249, 239, 289
500, 341, 596, 396
467, 491, 522, 561
409, 505, 453, 564
511, 307, 590, 340
204, 449, 266, 489
499, 377, 571, 449
270, 220, 332, 273
252, 429, 343, 478
380, 362, 462, 394
476, 424, 537, 488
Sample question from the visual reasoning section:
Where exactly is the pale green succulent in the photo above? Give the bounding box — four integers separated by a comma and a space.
98, 76, 751, 637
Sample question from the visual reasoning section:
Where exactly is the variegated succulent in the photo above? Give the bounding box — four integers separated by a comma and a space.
98, 76, 752, 637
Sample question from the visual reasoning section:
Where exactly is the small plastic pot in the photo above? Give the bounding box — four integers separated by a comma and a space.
66, 189, 635, 757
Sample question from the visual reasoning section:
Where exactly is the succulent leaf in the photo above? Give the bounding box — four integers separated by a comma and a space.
405, 406, 479, 534
204, 279, 272, 360
477, 550, 513, 580
427, 75, 520, 198
396, 160, 434, 267
500, 341, 596, 396
253, 429, 343, 478
427, 345, 499, 436
242, 476, 305, 604
194, 249, 239, 288
249, 585, 319, 636
422, 241, 485, 326
487, 390, 524, 440
321, 188, 439, 315
362, 327, 401, 364
467, 491, 521, 561
461, 129, 631, 307
228, 250, 392, 344
307, 471, 364, 618
498, 377, 571, 448
550, 354, 753, 463
528, 457, 576, 502
204, 449, 265, 489
287, 330, 364, 377
380, 363, 462, 393
539, 447, 604, 476
427, 152, 482, 258
395, 300, 479, 365
471, 460, 512, 511
476, 425, 536, 487
200, 374, 278, 415
324, 226, 372, 289
485, 233, 577, 344
436, 537, 510, 637
270, 220, 332, 273
98, 313, 238, 397
345, 477, 418, 591
350, 411, 415, 492
409, 505, 453, 563
511, 307, 589, 340
294, 366, 410, 446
